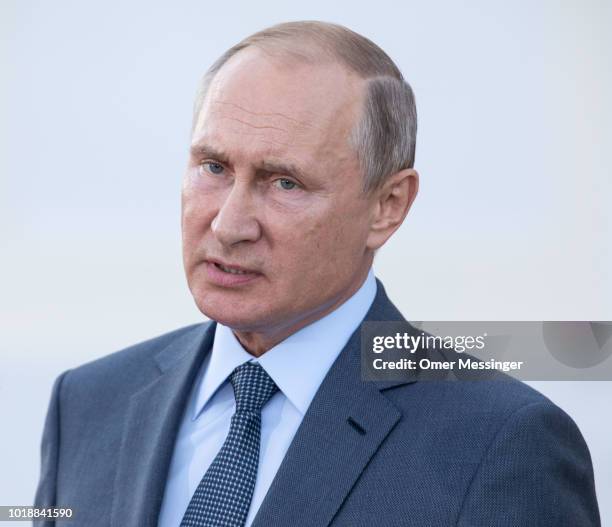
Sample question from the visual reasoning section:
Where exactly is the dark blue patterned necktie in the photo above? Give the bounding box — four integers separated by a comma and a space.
180, 361, 279, 527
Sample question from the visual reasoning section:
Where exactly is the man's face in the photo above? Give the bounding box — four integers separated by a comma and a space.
182, 48, 377, 338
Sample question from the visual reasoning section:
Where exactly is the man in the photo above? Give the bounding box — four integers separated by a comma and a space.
35, 21, 600, 526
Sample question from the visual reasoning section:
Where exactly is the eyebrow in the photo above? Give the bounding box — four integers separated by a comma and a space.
190, 144, 229, 163
190, 143, 308, 181
259, 160, 307, 181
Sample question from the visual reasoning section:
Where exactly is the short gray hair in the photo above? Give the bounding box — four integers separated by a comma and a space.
193, 21, 417, 192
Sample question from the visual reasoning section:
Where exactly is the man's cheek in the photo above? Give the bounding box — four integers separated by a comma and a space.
295, 216, 331, 248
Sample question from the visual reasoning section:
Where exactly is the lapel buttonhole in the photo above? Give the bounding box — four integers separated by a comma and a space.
347, 416, 366, 435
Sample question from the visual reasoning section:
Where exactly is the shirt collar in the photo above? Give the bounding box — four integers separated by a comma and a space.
192, 268, 377, 420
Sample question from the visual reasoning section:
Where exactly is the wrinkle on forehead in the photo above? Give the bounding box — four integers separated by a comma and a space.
196, 102, 325, 151
218, 130, 307, 150
206, 98, 325, 137
201, 117, 318, 151
220, 116, 289, 133
212, 99, 317, 128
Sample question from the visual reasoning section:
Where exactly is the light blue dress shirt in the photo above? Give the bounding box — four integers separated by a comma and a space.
157, 269, 376, 527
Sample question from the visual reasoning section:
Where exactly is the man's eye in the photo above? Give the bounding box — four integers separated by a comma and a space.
274, 178, 298, 190
201, 162, 225, 175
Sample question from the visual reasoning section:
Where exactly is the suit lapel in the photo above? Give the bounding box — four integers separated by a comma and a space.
252, 281, 416, 527
110, 322, 215, 527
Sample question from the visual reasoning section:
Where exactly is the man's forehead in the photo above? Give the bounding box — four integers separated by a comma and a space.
195, 47, 364, 136
192, 106, 324, 158
207, 98, 320, 135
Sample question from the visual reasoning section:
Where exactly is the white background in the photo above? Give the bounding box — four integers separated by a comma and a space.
1, 0, 611, 524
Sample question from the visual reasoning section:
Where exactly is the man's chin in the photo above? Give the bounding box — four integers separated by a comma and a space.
195, 299, 272, 333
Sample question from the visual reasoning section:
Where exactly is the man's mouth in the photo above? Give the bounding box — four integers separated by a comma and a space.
207, 259, 261, 276
205, 260, 262, 287
214, 262, 250, 275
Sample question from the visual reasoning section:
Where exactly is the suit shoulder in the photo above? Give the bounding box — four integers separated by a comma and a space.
478, 376, 555, 415
62, 322, 210, 391
455, 386, 599, 525
390, 373, 556, 428
439, 348, 558, 417
467, 374, 551, 409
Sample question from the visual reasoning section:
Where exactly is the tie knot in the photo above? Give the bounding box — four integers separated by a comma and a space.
230, 362, 278, 414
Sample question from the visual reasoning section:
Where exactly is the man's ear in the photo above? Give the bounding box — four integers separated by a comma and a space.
366, 168, 419, 250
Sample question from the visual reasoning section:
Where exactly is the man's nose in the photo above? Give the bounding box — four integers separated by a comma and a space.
211, 183, 261, 247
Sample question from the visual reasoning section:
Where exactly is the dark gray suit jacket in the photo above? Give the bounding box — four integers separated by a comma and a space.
35, 281, 600, 526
